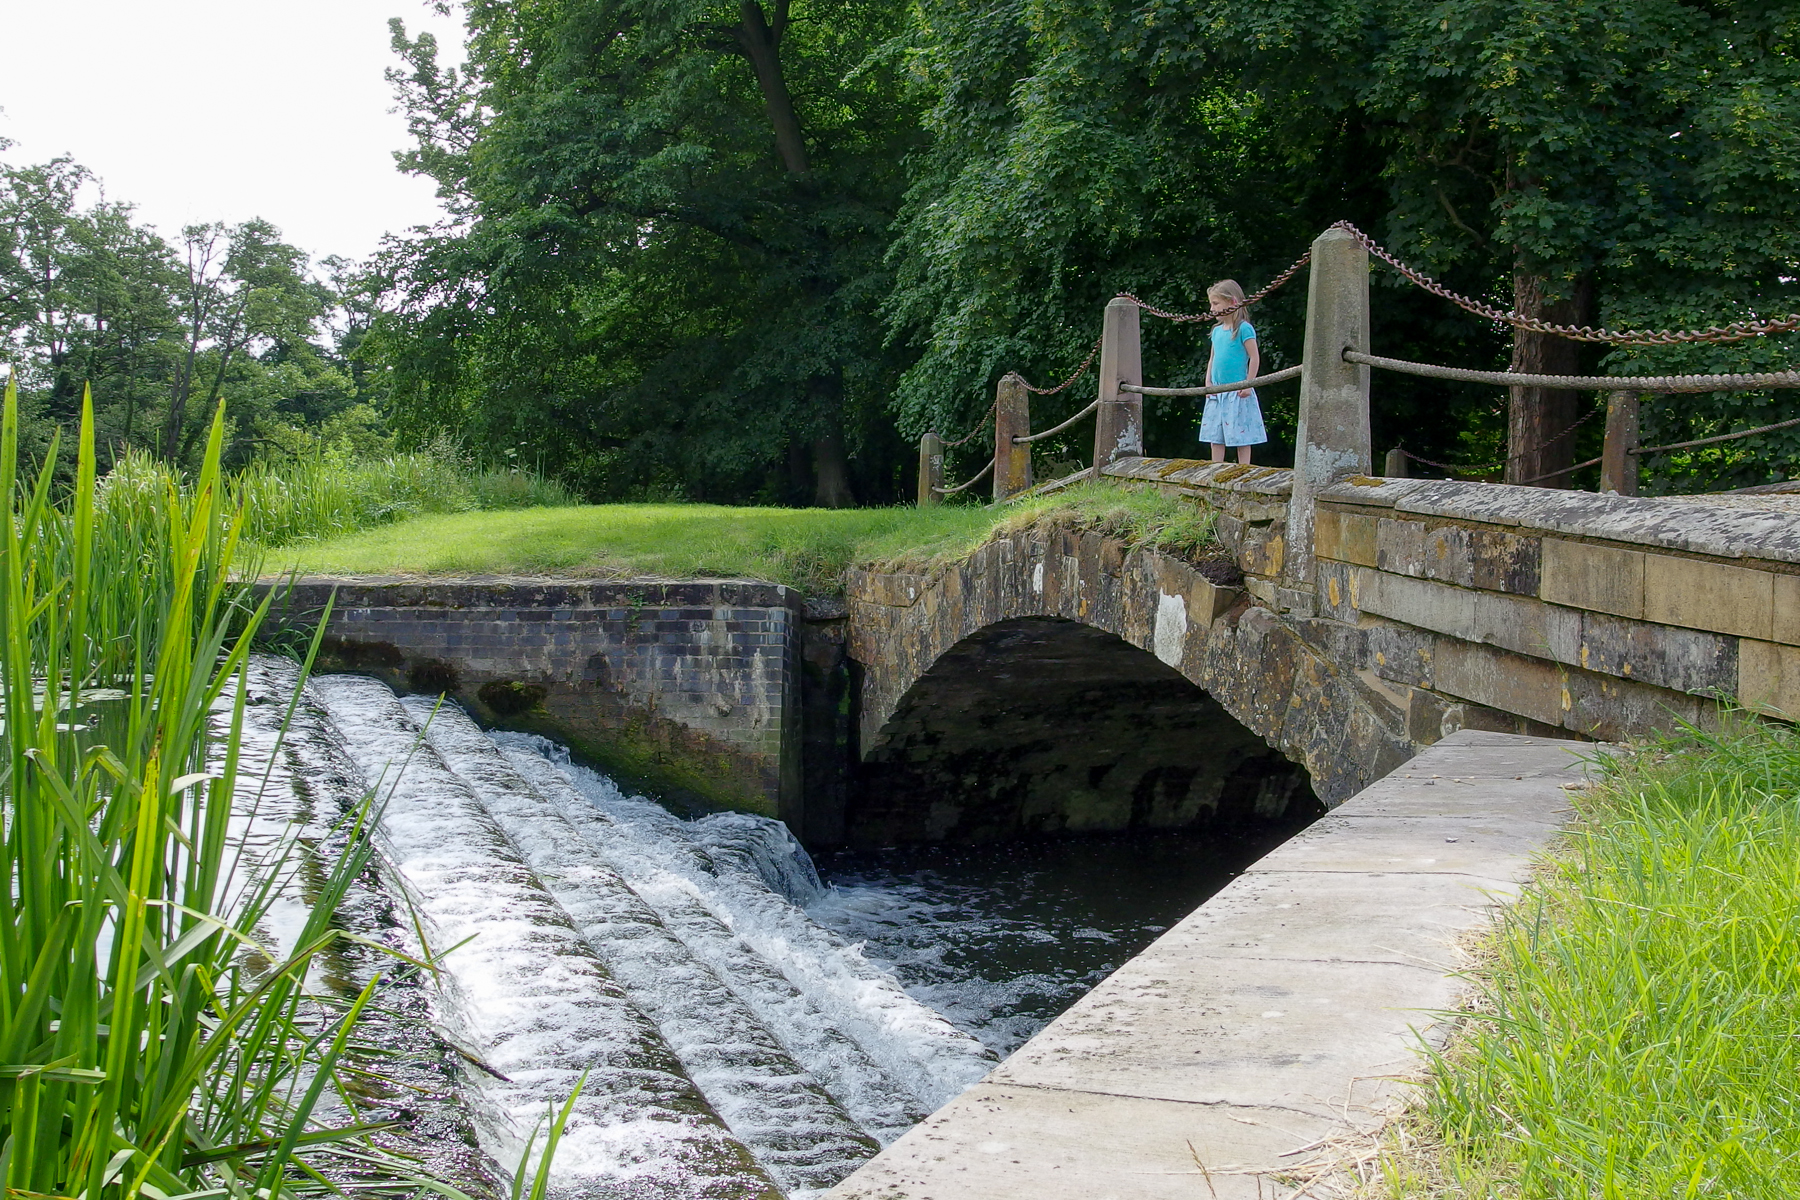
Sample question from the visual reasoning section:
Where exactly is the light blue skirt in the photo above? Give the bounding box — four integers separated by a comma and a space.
1199, 389, 1267, 447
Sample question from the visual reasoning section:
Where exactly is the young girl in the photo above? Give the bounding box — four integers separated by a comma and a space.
1200, 279, 1266, 464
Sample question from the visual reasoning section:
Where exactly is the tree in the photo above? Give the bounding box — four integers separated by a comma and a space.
883, 0, 1522, 481
0, 152, 351, 473
1209, 0, 1800, 488
888, 0, 1799, 490
368, 0, 926, 505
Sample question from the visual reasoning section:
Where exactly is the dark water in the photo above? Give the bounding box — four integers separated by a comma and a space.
807, 825, 1306, 1055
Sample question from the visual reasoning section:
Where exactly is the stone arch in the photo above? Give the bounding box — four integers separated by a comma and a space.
844, 526, 1416, 843
851, 616, 1320, 845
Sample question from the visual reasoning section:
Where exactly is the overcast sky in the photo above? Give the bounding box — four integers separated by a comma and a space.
0, 0, 466, 265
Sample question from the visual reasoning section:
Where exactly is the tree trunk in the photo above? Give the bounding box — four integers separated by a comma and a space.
735, 2, 809, 177
787, 437, 811, 504
809, 374, 854, 507
812, 430, 854, 508
1505, 271, 1591, 487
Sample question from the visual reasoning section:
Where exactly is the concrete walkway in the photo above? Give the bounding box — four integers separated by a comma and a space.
826, 730, 1594, 1200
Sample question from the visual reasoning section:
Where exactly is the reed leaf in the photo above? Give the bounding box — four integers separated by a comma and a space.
0, 382, 477, 1198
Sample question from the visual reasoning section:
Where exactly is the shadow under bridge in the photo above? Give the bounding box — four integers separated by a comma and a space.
850, 617, 1324, 846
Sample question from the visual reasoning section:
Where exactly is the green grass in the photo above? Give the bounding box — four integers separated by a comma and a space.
1384, 718, 1800, 1199
273, 481, 1223, 593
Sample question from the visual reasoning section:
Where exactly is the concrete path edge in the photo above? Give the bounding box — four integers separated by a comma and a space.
825, 729, 1594, 1200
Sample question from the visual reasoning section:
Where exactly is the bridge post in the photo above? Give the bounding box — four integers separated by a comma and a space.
1599, 391, 1641, 496
1092, 297, 1143, 472
993, 373, 1034, 502
917, 432, 943, 507
1285, 227, 1372, 601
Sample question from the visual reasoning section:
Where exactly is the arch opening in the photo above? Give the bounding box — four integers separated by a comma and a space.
851, 617, 1325, 846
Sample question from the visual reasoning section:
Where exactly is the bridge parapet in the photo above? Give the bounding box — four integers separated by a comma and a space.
848, 461, 1799, 832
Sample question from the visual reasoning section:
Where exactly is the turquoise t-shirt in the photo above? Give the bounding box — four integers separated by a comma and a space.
1209, 320, 1257, 386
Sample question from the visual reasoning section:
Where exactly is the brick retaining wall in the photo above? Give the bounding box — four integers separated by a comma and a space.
259, 578, 811, 821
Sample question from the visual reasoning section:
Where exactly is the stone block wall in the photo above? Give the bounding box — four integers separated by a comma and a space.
1310, 476, 1800, 738
1100, 456, 1800, 741
260, 578, 807, 821
843, 458, 1798, 830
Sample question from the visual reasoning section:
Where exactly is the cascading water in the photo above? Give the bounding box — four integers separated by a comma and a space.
252, 659, 1280, 1198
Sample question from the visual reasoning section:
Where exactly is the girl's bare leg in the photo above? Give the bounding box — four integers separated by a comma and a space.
1210, 443, 1227, 462
1236, 445, 1252, 465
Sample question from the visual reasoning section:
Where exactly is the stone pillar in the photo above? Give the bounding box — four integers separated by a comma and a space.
917, 432, 943, 507
1383, 448, 1410, 478
1599, 391, 1641, 496
1092, 298, 1143, 471
993, 373, 1034, 502
1285, 227, 1371, 594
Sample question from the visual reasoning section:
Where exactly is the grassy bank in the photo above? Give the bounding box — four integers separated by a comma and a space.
1380, 718, 1800, 1198
273, 481, 1223, 593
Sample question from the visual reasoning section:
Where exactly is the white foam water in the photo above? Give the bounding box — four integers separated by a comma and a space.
312, 675, 779, 1200
491, 734, 997, 1119
401, 695, 879, 1194
494, 744, 929, 1148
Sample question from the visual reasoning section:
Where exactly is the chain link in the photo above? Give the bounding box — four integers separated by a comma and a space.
1015, 249, 1314, 398
1115, 245, 1315, 326
1332, 221, 1800, 347
937, 401, 995, 449
1019, 337, 1103, 396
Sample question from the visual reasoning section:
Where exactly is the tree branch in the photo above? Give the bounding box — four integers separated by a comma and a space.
733, 1, 810, 177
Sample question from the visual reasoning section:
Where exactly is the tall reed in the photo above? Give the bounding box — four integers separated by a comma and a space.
0, 383, 457, 1196
230, 444, 578, 549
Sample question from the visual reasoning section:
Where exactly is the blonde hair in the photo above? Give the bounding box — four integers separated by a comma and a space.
1207, 279, 1248, 329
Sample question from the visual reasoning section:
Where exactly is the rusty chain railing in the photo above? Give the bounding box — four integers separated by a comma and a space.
919, 221, 1798, 506
1332, 221, 1800, 346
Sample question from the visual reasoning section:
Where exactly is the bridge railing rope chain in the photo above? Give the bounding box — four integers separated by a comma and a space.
918, 221, 1799, 506
1349, 348, 1800, 480
1333, 221, 1800, 346
1519, 413, 1800, 489
933, 457, 994, 495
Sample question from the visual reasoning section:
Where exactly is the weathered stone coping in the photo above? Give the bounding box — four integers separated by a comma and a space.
1320, 476, 1800, 565
826, 730, 1591, 1200
1102, 456, 1800, 567
1104, 455, 1295, 499
255, 575, 798, 610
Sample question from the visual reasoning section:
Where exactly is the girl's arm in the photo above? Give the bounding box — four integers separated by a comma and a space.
1239, 337, 1259, 398
1205, 344, 1216, 387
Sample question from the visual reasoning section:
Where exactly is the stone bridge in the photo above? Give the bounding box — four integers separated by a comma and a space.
836, 457, 1799, 846
266, 463, 1799, 849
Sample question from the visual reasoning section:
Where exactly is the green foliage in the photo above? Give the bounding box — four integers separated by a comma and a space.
366, 0, 927, 506
887, 0, 1800, 490
1401, 718, 1800, 1198
861, 481, 1222, 573
0, 384, 459, 1195
883, 0, 1518, 480
274, 479, 1219, 593
1200, 0, 1800, 488
0, 156, 373, 476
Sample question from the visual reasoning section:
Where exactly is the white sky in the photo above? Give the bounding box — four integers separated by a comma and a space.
0, 0, 467, 266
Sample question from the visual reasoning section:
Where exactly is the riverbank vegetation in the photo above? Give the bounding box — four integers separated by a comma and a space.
273, 482, 1220, 594
0, 383, 518, 1195
1376, 718, 1800, 1198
